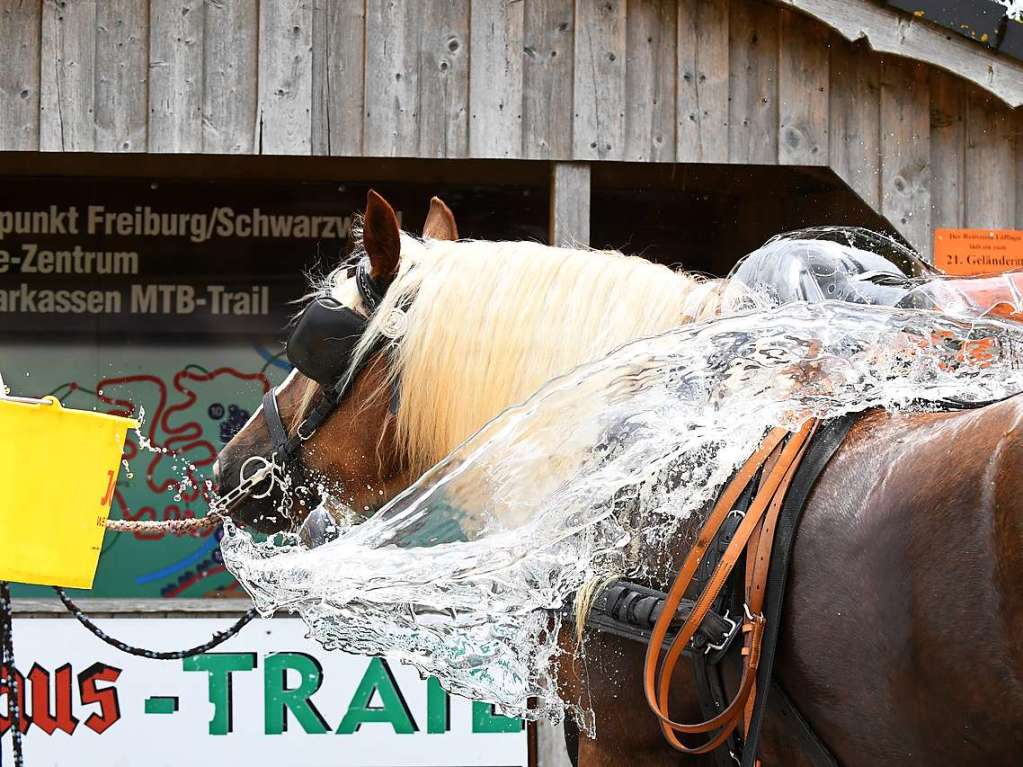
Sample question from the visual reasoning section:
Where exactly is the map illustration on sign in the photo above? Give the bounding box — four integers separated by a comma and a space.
3, 343, 290, 599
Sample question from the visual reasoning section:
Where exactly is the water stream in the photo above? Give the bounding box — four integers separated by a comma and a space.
221, 300, 1023, 729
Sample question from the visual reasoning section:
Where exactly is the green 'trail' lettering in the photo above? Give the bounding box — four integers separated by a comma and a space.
264, 652, 329, 735
337, 658, 418, 734
182, 653, 257, 735
426, 677, 450, 734
472, 701, 524, 733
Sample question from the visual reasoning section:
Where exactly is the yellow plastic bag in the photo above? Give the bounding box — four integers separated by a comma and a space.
0, 394, 138, 588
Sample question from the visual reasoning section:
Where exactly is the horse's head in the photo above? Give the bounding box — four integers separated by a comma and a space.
216, 195, 724, 533
214, 190, 458, 532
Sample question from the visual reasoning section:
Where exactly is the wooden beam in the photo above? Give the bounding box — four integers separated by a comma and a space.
364, 0, 420, 156
419, 0, 470, 158
312, 0, 365, 156
728, 0, 780, 165
928, 70, 966, 229
964, 89, 1017, 228
550, 161, 590, 247
773, 0, 1023, 108
1017, 108, 1023, 230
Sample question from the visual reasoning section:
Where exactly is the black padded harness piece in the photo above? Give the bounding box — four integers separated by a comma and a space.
585, 580, 741, 657
287, 300, 369, 389
250, 258, 390, 509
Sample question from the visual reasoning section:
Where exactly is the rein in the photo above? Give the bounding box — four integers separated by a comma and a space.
642, 421, 816, 755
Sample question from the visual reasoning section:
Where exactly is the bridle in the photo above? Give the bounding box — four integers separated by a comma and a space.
215, 257, 391, 518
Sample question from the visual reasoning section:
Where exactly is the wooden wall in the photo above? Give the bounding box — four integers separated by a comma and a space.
0, 0, 1020, 258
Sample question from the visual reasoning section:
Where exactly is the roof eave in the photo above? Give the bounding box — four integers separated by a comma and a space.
773, 0, 1023, 108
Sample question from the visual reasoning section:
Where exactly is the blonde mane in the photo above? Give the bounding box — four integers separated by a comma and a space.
345, 234, 737, 477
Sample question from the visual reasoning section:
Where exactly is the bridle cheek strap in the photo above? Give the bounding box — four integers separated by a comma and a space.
262, 374, 358, 466
262, 388, 290, 458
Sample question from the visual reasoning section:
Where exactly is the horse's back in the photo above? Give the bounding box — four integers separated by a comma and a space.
766, 397, 1023, 766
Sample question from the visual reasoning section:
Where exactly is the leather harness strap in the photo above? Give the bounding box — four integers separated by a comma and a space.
742, 429, 815, 746
642, 420, 817, 755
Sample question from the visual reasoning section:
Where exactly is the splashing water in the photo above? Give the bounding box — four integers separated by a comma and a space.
996, 0, 1023, 21
222, 301, 1023, 729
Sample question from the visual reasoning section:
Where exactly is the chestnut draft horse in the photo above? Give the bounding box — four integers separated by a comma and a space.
216, 191, 1023, 767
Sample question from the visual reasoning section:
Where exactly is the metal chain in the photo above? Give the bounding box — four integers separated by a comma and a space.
1, 581, 25, 767
52, 588, 257, 661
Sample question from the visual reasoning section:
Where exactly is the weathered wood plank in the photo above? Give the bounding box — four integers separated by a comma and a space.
624, 0, 675, 162
676, 0, 729, 163
550, 162, 590, 246
964, 89, 1016, 229
365, 0, 419, 156
469, 0, 523, 158
11, 598, 254, 615
203, 0, 258, 154
149, 0, 204, 153
257, 0, 312, 155
775, 0, 1023, 109
880, 58, 931, 258
0, 0, 42, 151
41, 0, 97, 151
311, 0, 329, 155
828, 36, 880, 208
778, 8, 828, 165
728, 0, 779, 165
572, 0, 626, 160
1018, 109, 1023, 230
928, 71, 966, 229
312, 0, 365, 156
95, 0, 148, 152
522, 0, 573, 159
418, 0, 469, 158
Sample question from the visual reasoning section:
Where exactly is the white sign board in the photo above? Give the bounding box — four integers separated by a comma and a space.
0, 618, 528, 767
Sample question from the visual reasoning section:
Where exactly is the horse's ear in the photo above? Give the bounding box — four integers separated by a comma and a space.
363, 189, 401, 281
422, 196, 459, 241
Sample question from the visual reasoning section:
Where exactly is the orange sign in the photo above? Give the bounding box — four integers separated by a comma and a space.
934, 228, 1023, 275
